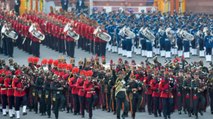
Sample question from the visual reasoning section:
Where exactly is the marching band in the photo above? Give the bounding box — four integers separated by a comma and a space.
96, 9, 213, 61
0, 56, 212, 119
0, 2, 213, 119
1, 8, 212, 62
0, 8, 110, 58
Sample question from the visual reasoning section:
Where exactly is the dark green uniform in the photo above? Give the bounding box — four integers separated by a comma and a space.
183, 77, 192, 117
104, 75, 113, 112
51, 80, 64, 119
44, 78, 52, 118
112, 70, 131, 119
208, 73, 213, 114
36, 76, 46, 115
127, 79, 142, 119
176, 76, 184, 114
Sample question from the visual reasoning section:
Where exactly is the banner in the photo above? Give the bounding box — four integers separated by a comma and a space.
40, 0, 43, 11
182, 0, 186, 13
20, 0, 27, 15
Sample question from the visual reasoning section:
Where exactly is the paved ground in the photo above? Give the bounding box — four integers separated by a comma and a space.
0, 45, 212, 119
0, 107, 212, 119
0, 45, 212, 67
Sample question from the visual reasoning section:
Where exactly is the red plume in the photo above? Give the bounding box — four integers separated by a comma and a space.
58, 63, 63, 69
41, 58, 48, 65
66, 64, 73, 71
53, 60, 59, 67
80, 70, 85, 75
87, 70, 93, 77
48, 59, 53, 65
62, 63, 67, 69
33, 57, 39, 64
72, 67, 79, 74
28, 57, 33, 63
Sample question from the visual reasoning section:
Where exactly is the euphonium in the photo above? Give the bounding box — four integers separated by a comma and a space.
142, 27, 155, 42
5, 29, 18, 40
93, 26, 111, 42
114, 78, 126, 96
119, 26, 135, 39
2, 23, 18, 40
64, 23, 79, 41
180, 29, 194, 41
203, 27, 208, 36
176, 28, 182, 38
29, 23, 45, 41
165, 27, 176, 43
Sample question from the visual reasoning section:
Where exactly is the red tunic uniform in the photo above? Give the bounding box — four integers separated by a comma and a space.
4, 78, 13, 96
150, 79, 160, 97
12, 78, 26, 97
159, 79, 170, 98
0, 77, 7, 95
143, 77, 152, 95
83, 79, 95, 98
69, 77, 78, 95
76, 78, 85, 97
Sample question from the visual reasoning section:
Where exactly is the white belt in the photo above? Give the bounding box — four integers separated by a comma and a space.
87, 91, 95, 94
120, 88, 126, 92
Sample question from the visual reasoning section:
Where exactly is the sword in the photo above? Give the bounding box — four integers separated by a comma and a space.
22, 37, 26, 44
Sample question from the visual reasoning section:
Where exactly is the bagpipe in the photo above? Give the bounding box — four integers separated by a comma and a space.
21, 76, 31, 90
29, 23, 45, 41
93, 26, 111, 42
63, 22, 79, 41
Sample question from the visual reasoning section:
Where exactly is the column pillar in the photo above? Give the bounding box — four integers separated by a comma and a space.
170, 0, 174, 15
175, 0, 179, 13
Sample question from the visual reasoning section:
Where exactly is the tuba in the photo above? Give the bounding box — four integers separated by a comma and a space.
63, 23, 79, 41
29, 23, 45, 41
141, 27, 155, 42
180, 30, 194, 41
165, 27, 176, 43
93, 26, 111, 42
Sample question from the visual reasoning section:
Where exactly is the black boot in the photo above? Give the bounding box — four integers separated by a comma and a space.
188, 112, 191, 117
199, 111, 203, 116
122, 114, 125, 119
